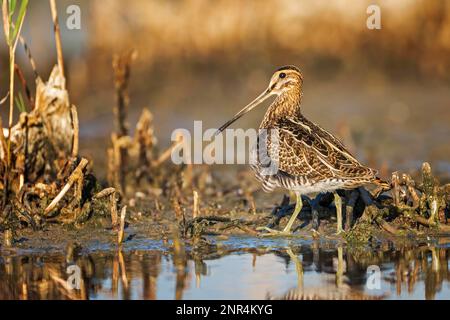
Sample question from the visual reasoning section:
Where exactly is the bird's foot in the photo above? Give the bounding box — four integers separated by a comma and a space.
335, 229, 345, 236
256, 226, 293, 237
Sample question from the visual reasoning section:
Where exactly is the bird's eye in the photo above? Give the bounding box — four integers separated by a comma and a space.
279, 72, 286, 79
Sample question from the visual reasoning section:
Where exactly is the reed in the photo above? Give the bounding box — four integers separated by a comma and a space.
49, 0, 64, 82
1, 0, 28, 199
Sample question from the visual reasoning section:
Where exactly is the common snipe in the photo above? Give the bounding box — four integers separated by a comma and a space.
217, 65, 385, 235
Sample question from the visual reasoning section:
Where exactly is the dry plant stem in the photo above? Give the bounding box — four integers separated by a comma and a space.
421, 162, 439, 222
0, 92, 9, 105
409, 213, 450, 232
134, 108, 155, 182
375, 217, 399, 235
113, 52, 134, 137
110, 134, 121, 190
110, 193, 118, 227
118, 205, 127, 244
19, 36, 38, 79
14, 64, 33, 109
70, 105, 79, 157
245, 190, 257, 214
44, 158, 89, 215
6, 48, 14, 159
403, 174, 420, 208
172, 195, 184, 222
193, 190, 199, 218
218, 220, 259, 236
4, 229, 13, 247
392, 172, 401, 207
112, 52, 134, 194
107, 148, 115, 186
49, 0, 65, 82
183, 163, 193, 190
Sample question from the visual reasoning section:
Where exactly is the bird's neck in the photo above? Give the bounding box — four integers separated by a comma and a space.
260, 87, 302, 128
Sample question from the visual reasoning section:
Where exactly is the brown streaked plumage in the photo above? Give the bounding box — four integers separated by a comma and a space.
217, 65, 384, 235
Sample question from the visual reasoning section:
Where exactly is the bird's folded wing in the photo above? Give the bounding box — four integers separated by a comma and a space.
265, 117, 376, 180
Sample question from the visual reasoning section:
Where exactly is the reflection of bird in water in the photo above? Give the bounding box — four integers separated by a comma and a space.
267, 285, 388, 300
216, 66, 388, 235
266, 247, 388, 300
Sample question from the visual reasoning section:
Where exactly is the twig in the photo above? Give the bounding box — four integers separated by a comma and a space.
44, 158, 88, 215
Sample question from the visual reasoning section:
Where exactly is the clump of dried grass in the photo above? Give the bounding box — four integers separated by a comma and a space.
0, 1, 112, 232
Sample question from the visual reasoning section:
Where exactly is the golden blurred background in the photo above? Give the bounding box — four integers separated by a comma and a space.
1, 0, 449, 179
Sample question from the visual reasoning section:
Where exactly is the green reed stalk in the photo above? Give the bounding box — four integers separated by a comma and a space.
1, 0, 29, 197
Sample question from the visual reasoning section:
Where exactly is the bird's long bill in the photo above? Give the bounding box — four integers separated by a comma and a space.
215, 89, 273, 136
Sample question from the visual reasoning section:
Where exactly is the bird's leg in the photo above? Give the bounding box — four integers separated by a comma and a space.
258, 193, 303, 236
334, 192, 344, 235
282, 193, 303, 233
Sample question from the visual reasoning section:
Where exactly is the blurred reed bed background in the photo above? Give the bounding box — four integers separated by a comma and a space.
86, 0, 450, 78
1, 0, 449, 180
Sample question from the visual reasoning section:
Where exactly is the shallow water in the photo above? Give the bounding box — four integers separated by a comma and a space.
1, 237, 450, 300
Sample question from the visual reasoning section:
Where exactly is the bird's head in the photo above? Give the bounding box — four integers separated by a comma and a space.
267, 65, 303, 95
215, 65, 303, 134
